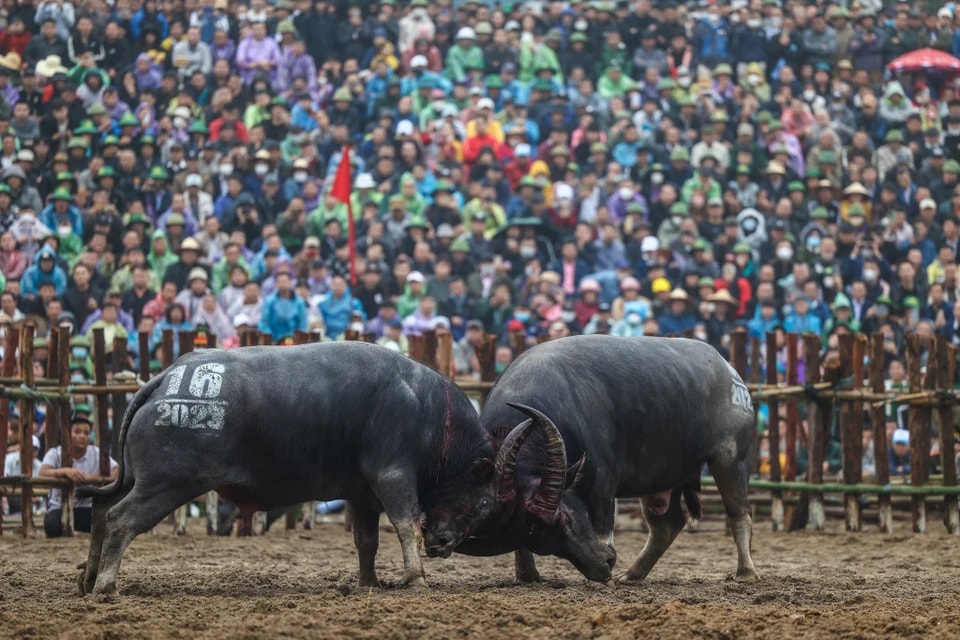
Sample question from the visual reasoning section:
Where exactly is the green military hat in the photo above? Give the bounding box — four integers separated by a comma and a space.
733, 242, 752, 254
788, 180, 805, 192
767, 121, 783, 132
736, 164, 751, 175
670, 147, 690, 161
806, 167, 822, 179
696, 275, 715, 287
669, 202, 688, 216
166, 213, 186, 226
51, 187, 72, 201
848, 203, 866, 217
570, 32, 589, 43
410, 0, 428, 6
590, 142, 608, 154
819, 150, 837, 164
885, 130, 904, 143
67, 137, 86, 150
189, 120, 209, 134
433, 180, 453, 193
73, 119, 97, 135
756, 111, 773, 124
70, 335, 91, 347
102, 135, 119, 146
56, 170, 75, 182
87, 103, 108, 116
656, 78, 676, 91
714, 63, 733, 76
810, 206, 830, 220
449, 238, 470, 253
676, 94, 695, 107
123, 212, 151, 227
626, 202, 644, 214
518, 176, 540, 189
270, 96, 289, 109
903, 295, 920, 309
550, 145, 569, 156
96, 166, 116, 180
332, 87, 352, 102
875, 295, 892, 306
148, 166, 168, 181
533, 78, 554, 92
388, 194, 406, 207
944, 159, 960, 173
693, 240, 711, 253
139, 135, 156, 146
486, 75, 504, 89
118, 112, 138, 127
406, 216, 428, 229
0, 184, 12, 196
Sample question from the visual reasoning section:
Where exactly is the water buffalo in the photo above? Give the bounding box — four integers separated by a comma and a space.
76, 342, 559, 594
432, 335, 758, 583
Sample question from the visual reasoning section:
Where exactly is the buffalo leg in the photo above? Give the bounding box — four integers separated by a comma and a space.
622, 488, 685, 582
91, 485, 199, 595
709, 455, 758, 580
174, 505, 187, 536
350, 502, 381, 588
80, 492, 121, 594
514, 549, 542, 583
376, 475, 426, 587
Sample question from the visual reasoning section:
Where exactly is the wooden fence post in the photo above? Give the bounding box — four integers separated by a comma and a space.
437, 332, 454, 379
179, 330, 195, 360
508, 329, 526, 359
161, 329, 175, 369
869, 333, 892, 533
111, 337, 128, 459
938, 338, 959, 533
840, 334, 864, 532
138, 330, 150, 382
422, 329, 438, 371
785, 333, 799, 482
802, 334, 825, 531
765, 332, 783, 531
906, 334, 931, 533
56, 326, 72, 536
91, 329, 110, 478
749, 336, 762, 385
18, 325, 33, 537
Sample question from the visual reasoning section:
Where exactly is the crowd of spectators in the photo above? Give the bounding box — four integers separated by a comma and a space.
1, 0, 960, 498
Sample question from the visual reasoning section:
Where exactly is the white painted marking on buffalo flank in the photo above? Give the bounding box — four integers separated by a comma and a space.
188, 363, 225, 398
156, 398, 228, 431
724, 360, 753, 412
165, 365, 187, 396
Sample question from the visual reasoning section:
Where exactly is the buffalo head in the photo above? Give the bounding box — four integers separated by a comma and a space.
452, 403, 617, 582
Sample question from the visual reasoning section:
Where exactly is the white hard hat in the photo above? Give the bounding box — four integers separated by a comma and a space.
410, 54, 428, 68
354, 173, 375, 189
456, 27, 476, 40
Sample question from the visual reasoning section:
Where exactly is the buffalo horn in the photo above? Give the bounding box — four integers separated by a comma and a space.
505, 403, 567, 523
494, 417, 534, 503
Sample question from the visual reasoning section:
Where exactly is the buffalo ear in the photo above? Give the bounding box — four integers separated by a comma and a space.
565, 454, 586, 490
471, 458, 495, 480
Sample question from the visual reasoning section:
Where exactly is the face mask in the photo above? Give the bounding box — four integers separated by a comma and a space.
863, 268, 878, 282
575, 19, 588, 31
747, 74, 760, 86
747, 18, 761, 28
294, 171, 308, 183
514, 312, 530, 322
349, 322, 365, 333
776, 247, 793, 261
71, 347, 88, 360
671, 215, 683, 226
627, 312, 641, 324
709, 13, 720, 24
619, 186, 633, 200
561, 311, 575, 323
219, 164, 233, 176
803, 90, 816, 101
678, 76, 692, 88
70, 373, 85, 383
694, 330, 707, 341
173, 116, 186, 128
58, 225, 72, 237
729, 13, 740, 24
255, 163, 269, 176
480, 265, 495, 276
806, 235, 821, 250
861, 248, 873, 260
413, 8, 427, 18
519, 246, 537, 259
432, 100, 445, 112
651, 173, 664, 185
823, 276, 834, 289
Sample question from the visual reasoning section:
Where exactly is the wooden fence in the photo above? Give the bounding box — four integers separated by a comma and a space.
0, 325, 957, 537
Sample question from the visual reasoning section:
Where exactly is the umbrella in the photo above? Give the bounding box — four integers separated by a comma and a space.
888, 48, 960, 73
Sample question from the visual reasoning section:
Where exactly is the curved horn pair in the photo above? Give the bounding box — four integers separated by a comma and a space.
493, 402, 567, 523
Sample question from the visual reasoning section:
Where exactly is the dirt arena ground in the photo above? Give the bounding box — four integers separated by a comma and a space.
0, 512, 958, 640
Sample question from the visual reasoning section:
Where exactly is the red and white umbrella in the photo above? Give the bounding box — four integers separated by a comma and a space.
888, 48, 960, 73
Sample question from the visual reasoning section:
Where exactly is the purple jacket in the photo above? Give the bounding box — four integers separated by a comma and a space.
235, 35, 281, 85
211, 40, 236, 67
278, 50, 317, 93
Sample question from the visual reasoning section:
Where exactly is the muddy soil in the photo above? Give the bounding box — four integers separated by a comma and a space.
0, 513, 958, 640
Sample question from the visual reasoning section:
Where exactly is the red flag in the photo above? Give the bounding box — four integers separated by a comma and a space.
330, 146, 355, 286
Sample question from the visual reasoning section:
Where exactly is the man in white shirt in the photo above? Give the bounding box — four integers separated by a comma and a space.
39, 414, 118, 537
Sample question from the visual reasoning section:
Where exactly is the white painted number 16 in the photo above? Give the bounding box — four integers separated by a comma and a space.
164, 363, 226, 399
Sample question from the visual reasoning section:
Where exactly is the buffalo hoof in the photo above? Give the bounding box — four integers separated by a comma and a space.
735, 568, 759, 581
402, 575, 428, 590
515, 572, 543, 584
174, 526, 186, 537
76, 563, 87, 596
618, 571, 647, 584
